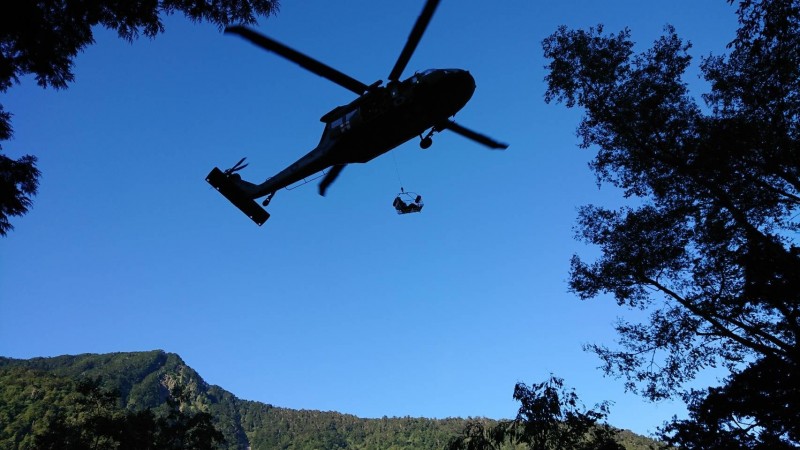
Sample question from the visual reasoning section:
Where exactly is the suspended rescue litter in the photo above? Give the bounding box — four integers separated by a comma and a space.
393, 188, 424, 214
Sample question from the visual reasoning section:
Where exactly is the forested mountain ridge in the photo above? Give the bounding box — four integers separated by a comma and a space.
0, 351, 657, 449
0, 350, 246, 448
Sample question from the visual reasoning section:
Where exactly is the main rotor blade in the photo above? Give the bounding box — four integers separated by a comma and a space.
318, 164, 346, 196
387, 0, 441, 82
443, 121, 509, 150
226, 26, 369, 95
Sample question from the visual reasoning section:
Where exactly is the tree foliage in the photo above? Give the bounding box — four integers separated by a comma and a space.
447, 377, 624, 450
0, 150, 39, 236
4, 351, 528, 450
0, 367, 224, 449
1, 350, 250, 448
0, 0, 280, 235
238, 403, 471, 450
542, 0, 799, 447
1, 351, 663, 450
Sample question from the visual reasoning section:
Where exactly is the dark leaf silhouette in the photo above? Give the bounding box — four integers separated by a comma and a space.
543, 0, 800, 447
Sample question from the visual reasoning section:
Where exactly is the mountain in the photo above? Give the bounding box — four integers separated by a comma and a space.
0, 351, 658, 449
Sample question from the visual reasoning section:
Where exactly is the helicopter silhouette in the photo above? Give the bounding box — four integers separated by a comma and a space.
206, 0, 507, 225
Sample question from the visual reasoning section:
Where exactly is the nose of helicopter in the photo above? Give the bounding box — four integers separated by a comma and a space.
449, 69, 476, 108
417, 68, 475, 115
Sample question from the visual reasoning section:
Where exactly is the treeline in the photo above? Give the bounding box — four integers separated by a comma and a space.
0, 351, 659, 450
239, 402, 470, 449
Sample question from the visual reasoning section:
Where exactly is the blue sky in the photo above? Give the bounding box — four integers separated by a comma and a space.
2, 0, 739, 437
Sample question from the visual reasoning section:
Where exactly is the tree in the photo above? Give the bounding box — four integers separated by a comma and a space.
447, 377, 623, 450
542, 0, 799, 447
0, 148, 38, 236
446, 419, 501, 450
148, 385, 226, 450
0, 0, 280, 235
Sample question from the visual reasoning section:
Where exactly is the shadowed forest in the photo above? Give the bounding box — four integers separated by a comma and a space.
0, 351, 658, 450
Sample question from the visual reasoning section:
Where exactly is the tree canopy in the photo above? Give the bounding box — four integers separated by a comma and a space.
0, 0, 280, 235
3, 351, 511, 450
542, 0, 799, 447
0, 367, 225, 450
447, 377, 623, 450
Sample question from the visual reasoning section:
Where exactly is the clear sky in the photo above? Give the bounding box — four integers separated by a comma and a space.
2, 0, 739, 437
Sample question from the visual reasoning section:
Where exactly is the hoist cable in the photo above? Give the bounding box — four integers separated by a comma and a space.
391, 152, 404, 191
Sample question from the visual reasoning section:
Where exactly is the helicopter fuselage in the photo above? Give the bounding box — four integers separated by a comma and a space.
208, 4, 506, 226
239, 68, 476, 199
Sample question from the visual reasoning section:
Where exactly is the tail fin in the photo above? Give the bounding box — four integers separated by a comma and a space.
206, 167, 270, 226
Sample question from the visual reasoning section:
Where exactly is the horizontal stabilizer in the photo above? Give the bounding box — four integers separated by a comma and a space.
206, 167, 270, 226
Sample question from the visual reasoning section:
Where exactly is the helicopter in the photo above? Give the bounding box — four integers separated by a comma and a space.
206, 0, 508, 225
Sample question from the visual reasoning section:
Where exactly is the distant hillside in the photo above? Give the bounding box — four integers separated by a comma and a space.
0, 351, 658, 449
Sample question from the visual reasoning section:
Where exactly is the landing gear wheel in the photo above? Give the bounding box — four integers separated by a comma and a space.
420, 127, 438, 149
